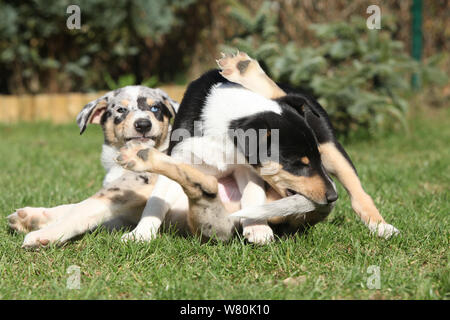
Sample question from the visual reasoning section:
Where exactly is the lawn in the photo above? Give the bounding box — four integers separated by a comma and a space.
0, 108, 448, 300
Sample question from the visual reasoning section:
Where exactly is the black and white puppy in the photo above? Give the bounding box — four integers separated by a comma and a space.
118, 53, 399, 243
8, 86, 182, 248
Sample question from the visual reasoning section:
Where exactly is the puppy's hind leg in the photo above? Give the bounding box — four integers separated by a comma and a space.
118, 146, 239, 241
8, 204, 75, 233
21, 176, 151, 248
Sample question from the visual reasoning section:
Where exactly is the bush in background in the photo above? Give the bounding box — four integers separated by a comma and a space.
0, 0, 200, 94
223, 1, 448, 137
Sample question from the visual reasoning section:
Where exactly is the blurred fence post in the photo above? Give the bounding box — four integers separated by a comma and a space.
411, 0, 423, 90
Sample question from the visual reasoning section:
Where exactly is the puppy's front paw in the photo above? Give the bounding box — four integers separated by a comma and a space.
22, 230, 53, 249
243, 224, 274, 245
7, 207, 51, 233
121, 227, 158, 243
369, 223, 400, 239
117, 144, 155, 172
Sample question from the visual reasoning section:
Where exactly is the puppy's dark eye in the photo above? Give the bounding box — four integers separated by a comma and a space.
150, 106, 160, 112
117, 107, 127, 113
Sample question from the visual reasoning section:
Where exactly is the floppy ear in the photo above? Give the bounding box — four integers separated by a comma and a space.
277, 95, 321, 118
76, 98, 108, 135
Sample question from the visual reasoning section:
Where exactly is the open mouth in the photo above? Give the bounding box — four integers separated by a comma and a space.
285, 188, 299, 197
125, 137, 153, 142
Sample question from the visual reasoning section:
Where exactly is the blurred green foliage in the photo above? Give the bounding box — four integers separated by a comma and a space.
0, 1, 448, 137
224, 1, 448, 136
0, 0, 198, 94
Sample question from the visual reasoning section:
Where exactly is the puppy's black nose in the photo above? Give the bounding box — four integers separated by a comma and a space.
134, 118, 152, 134
326, 189, 338, 203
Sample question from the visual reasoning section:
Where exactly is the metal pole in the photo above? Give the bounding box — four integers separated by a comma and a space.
411, 0, 423, 89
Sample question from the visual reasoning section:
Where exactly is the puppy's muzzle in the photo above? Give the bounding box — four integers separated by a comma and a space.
134, 118, 152, 134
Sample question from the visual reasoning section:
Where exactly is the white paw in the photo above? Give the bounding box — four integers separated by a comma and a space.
121, 227, 158, 243
22, 230, 54, 249
369, 223, 400, 239
243, 224, 274, 245
7, 207, 51, 233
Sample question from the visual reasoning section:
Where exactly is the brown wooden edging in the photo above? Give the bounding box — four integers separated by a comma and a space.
0, 85, 186, 124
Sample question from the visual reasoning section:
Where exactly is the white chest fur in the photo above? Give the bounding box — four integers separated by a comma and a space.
101, 144, 126, 186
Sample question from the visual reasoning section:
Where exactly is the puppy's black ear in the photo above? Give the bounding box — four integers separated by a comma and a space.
76, 97, 108, 134
276, 95, 321, 118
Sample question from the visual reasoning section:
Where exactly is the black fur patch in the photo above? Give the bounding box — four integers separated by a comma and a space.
100, 110, 112, 125
237, 60, 251, 73
137, 97, 149, 110
229, 109, 321, 176
275, 88, 356, 172
138, 175, 149, 184
137, 148, 150, 161
168, 69, 227, 155
114, 109, 129, 124
137, 97, 172, 121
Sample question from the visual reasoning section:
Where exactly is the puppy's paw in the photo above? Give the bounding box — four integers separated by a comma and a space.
369, 223, 400, 239
7, 207, 51, 233
121, 227, 158, 243
243, 224, 274, 245
217, 51, 261, 83
117, 144, 155, 172
22, 230, 53, 249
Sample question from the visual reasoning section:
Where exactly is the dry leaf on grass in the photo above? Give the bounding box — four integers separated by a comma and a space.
282, 276, 307, 286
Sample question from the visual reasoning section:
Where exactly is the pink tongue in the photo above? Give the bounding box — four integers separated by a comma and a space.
218, 176, 242, 203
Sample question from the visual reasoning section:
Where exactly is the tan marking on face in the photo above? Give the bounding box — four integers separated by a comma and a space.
157, 117, 170, 148
144, 112, 164, 146
257, 162, 327, 204
319, 142, 385, 224
113, 116, 128, 145
301, 156, 310, 165
146, 98, 154, 106
103, 119, 119, 146
121, 99, 129, 106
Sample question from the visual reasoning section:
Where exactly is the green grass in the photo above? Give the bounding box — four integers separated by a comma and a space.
0, 109, 449, 300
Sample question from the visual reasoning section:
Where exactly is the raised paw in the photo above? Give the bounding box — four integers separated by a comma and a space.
243, 224, 274, 245
117, 143, 156, 172
368, 222, 400, 239
7, 207, 52, 233
217, 51, 262, 84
